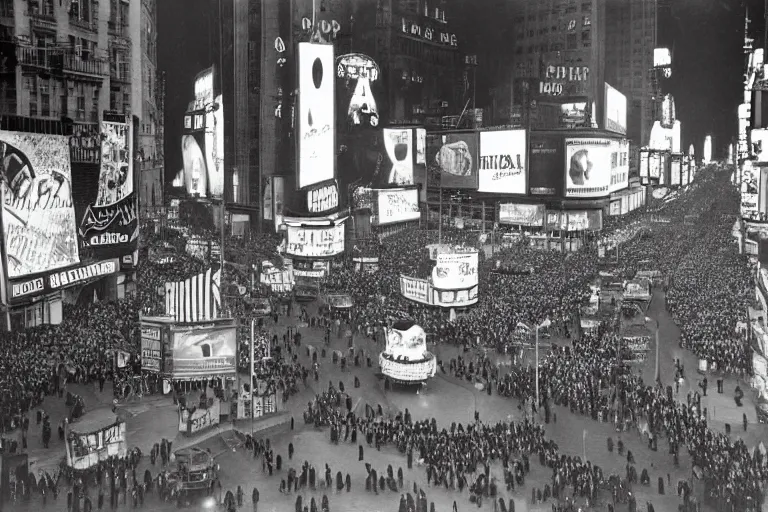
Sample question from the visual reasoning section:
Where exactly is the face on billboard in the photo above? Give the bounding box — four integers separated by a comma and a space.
478, 130, 526, 194
565, 138, 614, 197
298, 43, 335, 189
1, 132, 80, 278
426, 132, 478, 189
181, 135, 207, 196
383, 129, 414, 185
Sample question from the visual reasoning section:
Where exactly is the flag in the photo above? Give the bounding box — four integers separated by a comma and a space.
164, 267, 222, 322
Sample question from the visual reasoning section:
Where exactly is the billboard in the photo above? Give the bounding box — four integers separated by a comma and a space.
670, 158, 681, 186
432, 252, 478, 290
298, 43, 335, 189
545, 210, 602, 231
382, 128, 415, 186
1, 132, 80, 279
649, 153, 661, 179
306, 180, 339, 214
385, 324, 427, 361
499, 203, 545, 226
400, 274, 431, 305
285, 222, 345, 258
529, 134, 562, 196
604, 83, 627, 135
753, 128, 768, 163
79, 119, 138, 253
169, 320, 237, 379
374, 188, 420, 225
336, 53, 380, 128
140, 324, 162, 372
478, 130, 527, 194
565, 138, 627, 197
743, 160, 759, 220
426, 131, 478, 189
10, 259, 119, 301
400, 274, 478, 308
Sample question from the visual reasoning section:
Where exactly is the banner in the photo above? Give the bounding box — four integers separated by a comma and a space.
67, 421, 127, 470
79, 119, 138, 253
374, 188, 420, 225
565, 138, 627, 197
478, 130, 526, 193
140, 325, 162, 372
529, 134, 562, 196
382, 128, 415, 186
352, 256, 379, 273
432, 252, 479, 290
400, 274, 431, 304
499, 203, 544, 226
169, 320, 237, 379
1, 131, 80, 279
164, 268, 222, 323
426, 131, 478, 189
285, 222, 345, 257
298, 43, 335, 189
9, 258, 119, 301
179, 398, 221, 434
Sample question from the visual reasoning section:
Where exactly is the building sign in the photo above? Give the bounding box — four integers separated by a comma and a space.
374, 188, 420, 225
499, 203, 545, 226
478, 130, 527, 194
306, 181, 339, 214
298, 43, 335, 189
140, 326, 162, 372
400, 18, 457, 47
400, 275, 431, 304
539, 66, 590, 96
49, 259, 119, 290
285, 222, 345, 258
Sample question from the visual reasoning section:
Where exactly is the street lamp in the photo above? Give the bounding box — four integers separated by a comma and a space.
523, 317, 551, 415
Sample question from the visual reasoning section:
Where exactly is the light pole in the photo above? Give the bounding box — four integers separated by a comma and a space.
525, 318, 551, 414
250, 318, 256, 436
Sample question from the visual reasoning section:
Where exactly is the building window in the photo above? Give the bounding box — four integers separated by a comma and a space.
60, 92, 67, 117
123, 91, 130, 113
567, 33, 577, 50
582, 15, 591, 26
581, 1, 592, 12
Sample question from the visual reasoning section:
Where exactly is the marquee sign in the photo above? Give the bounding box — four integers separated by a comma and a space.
306, 181, 339, 214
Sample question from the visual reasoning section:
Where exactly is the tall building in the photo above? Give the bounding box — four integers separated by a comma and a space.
604, 0, 657, 146
137, 0, 163, 208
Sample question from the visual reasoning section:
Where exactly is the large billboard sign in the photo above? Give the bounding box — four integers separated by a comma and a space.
373, 188, 420, 225
140, 324, 162, 372
565, 138, 628, 197
426, 131, 478, 189
169, 319, 237, 379
399, 274, 478, 308
1, 132, 80, 279
79, 119, 138, 253
431, 252, 478, 290
10, 258, 119, 301
742, 160, 759, 220
336, 53, 380, 127
478, 130, 526, 194
604, 83, 627, 135
499, 203, 544, 226
529, 134, 562, 196
285, 222, 345, 258
382, 128, 415, 186
298, 43, 335, 189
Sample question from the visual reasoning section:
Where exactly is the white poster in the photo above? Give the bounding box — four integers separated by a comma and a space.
385, 324, 428, 360
298, 43, 335, 189
640, 151, 649, 179
383, 128, 414, 185
285, 222, 345, 257
565, 138, 615, 198
416, 128, 426, 165
375, 188, 420, 225
432, 252, 478, 290
604, 83, 627, 135
498, 203, 544, 226
649, 153, 661, 179
478, 130, 527, 194
400, 274, 431, 305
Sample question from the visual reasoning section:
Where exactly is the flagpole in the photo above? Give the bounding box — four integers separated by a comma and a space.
535, 324, 539, 414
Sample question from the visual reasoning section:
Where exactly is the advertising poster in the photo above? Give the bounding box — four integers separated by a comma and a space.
604, 83, 627, 135
374, 188, 420, 225
67, 421, 127, 470
79, 119, 138, 252
385, 324, 428, 360
1, 131, 80, 279
564, 210, 603, 231
478, 130, 527, 194
170, 321, 237, 379
305, 180, 339, 214
529, 134, 562, 196
400, 275, 432, 305
742, 161, 759, 220
286, 222, 345, 258
298, 43, 335, 189
140, 325, 162, 372
565, 138, 614, 198
382, 128, 414, 186
670, 159, 681, 186
499, 203, 544, 226
753, 128, 768, 163
432, 252, 479, 290
426, 131, 478, 189
640, 151, 649, 179
336, 53, 380, 128
432, 286, 478, 307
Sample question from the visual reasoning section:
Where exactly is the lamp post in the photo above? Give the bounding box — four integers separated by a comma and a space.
525, 318, 551, 415
250, 318, 256, 436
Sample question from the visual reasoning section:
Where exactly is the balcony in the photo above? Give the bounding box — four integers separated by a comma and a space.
110, 63, 131, 84
28, 8, 57, 32
61, 53, 107, 77
70, 16, 97, 33
18, 46, 52, 69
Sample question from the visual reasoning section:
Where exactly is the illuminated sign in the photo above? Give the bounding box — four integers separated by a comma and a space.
193, 68, 213, 111
49, 259, 118, 289
11, 277, 44, 299
539, 66, 590, 96
383, 129, 415, 185
604, 83, 627, 135
89, 233, 129, 246
374, 188, 420, 225
653, 48, 672, 68
285, 222, 345, 258
298, 43, 335, 189
337, 53, 380, 127
336, 53, 379, 81
565, 138, 628, 197
400, 18, 457, 46
478, 130, 527, 194
307, 181, 339, 214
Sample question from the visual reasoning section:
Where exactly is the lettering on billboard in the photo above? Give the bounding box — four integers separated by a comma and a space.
539, 66, 589, 97
375, 188, 420, 225
400, 18, 457, 46
79, 120, 138, 251
478, 130, 526, 194
383, 129, 415, 185
499, 204, 544, 226
400, 275, 431, 304
337, 53, 380, 127
307, 181, 339, 214
565, 138, 627, 198
529, 135, 561, 196
298, 43, 335, 189
426, 132, 478, 189
1, 132, 80, 278
48, 259, 118, 289
286, 223, 345, 258
11, 277, 44, 299
432, 252, 479, 290
141, 325, 162, 372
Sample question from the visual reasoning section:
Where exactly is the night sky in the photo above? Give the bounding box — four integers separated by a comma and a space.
157, 0, 763, 177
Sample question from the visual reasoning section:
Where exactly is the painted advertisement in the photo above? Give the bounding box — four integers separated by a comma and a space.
140, 325, 162, 372
298, 43, 335, 189
499, 203, 544, 226
565, 138, 628, 197
528, 134, 562, 196
169, 320, 237, 379
478, 130, 527, 194
432, 252, 479, 290
79, 119, 138, 252
426, 131, 478, 189
67, 421, 127, 470
385, 324, 427, 361
374, 188, 420, 225
1, 131, 80, 279
285, 222, 345, 258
